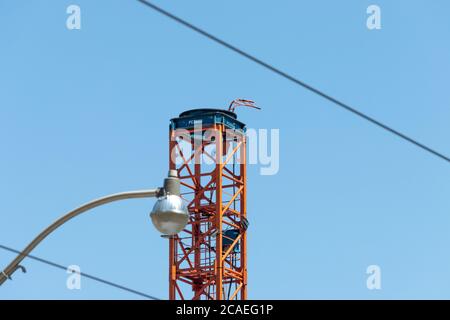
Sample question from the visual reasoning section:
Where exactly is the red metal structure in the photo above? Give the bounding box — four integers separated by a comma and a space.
168, 108, 249, 300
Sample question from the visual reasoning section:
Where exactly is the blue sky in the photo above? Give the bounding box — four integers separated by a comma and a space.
1, 0, 450, 299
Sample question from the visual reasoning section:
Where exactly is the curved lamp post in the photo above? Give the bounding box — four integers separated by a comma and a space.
0, 170, 189, 286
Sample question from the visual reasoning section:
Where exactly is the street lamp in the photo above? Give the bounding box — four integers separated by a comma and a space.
0, 170, 189, 286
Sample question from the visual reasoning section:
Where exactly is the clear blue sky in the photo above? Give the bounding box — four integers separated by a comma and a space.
1, 0, 450, 299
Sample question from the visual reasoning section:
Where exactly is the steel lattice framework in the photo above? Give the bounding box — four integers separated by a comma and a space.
168, 109, 248, 300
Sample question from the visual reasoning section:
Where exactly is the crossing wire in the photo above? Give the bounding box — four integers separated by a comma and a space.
0, 244, 160, 300
137, 0, 450, 164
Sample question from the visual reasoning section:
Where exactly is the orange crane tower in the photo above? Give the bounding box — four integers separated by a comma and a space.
168, 101, 255, 300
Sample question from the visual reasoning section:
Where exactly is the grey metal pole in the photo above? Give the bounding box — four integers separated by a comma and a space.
0, 189, 160, 286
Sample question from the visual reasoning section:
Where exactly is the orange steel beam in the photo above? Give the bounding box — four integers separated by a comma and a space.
240, 136, 248, 299
215, 124, 223, 300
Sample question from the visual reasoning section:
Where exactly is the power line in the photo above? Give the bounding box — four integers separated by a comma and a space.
136, 0, 450, 164
0, 244, 160, 300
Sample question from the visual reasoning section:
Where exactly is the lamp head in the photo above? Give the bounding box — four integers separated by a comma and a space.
150, 170, 189, 235
150, 194, 189, 235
